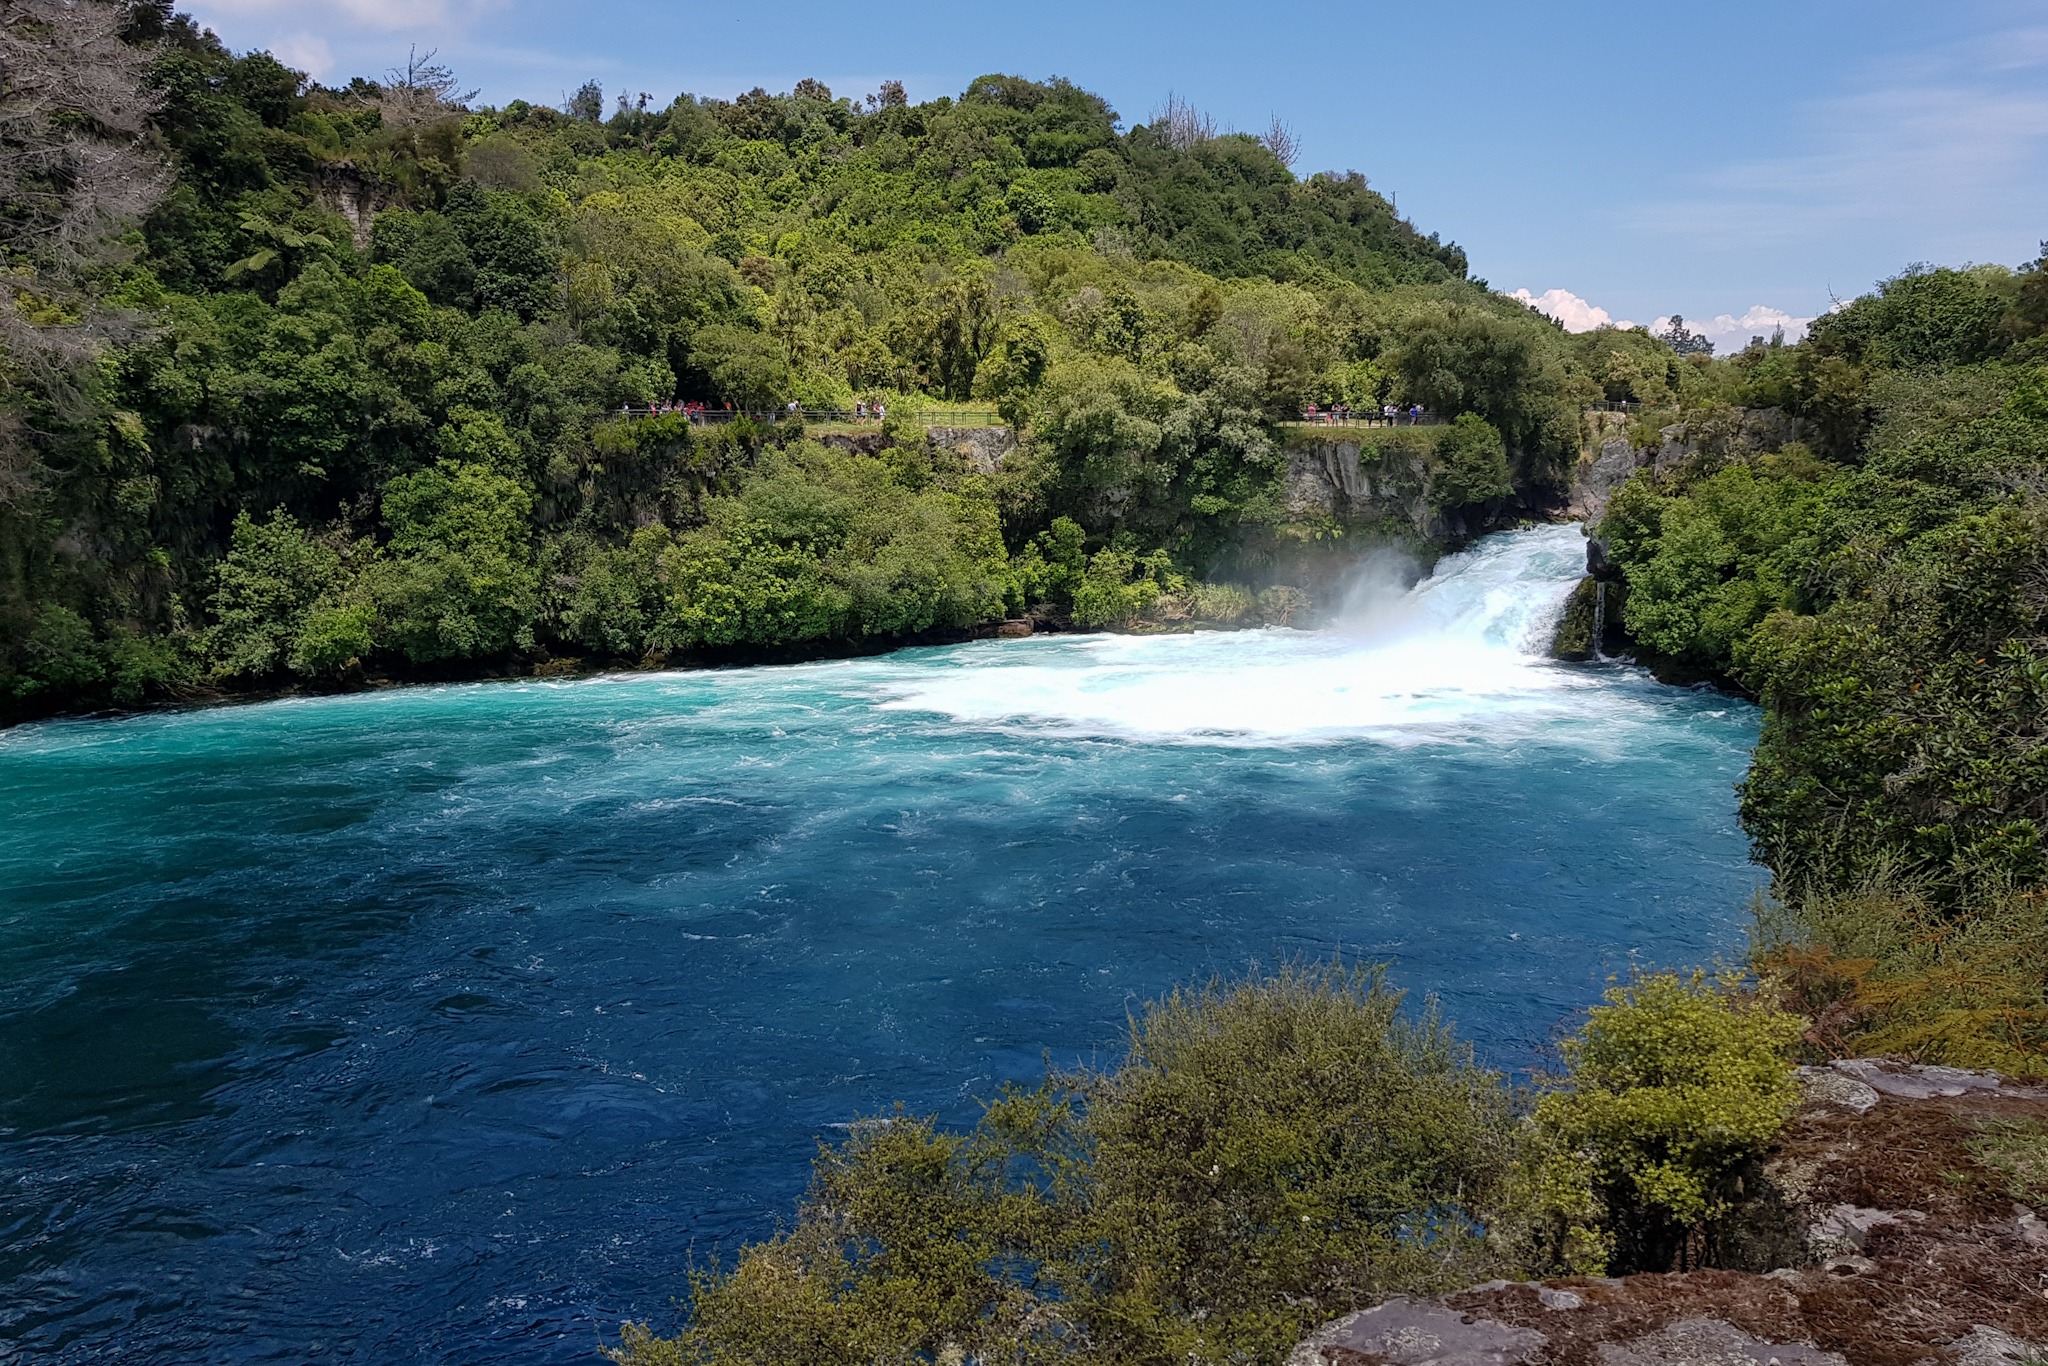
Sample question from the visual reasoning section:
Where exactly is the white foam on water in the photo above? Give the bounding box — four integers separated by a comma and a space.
870, 524, 1620, 745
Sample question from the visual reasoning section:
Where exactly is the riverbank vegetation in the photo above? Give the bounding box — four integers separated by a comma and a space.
1588, 254, 2048, 1074
6, 0, 1712, 721
609, 960, 1806, 1366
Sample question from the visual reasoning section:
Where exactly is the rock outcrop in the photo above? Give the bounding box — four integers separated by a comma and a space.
1290, 1062, 2048, 1366
1568, 431, 1644, 524
1289, 1300, 1547, 1366
926, 425, 1017, 475
1281, 434, 1538, 542
1567, 407, 1816, 525
815, 425, 1018, 475
1281, 436, 1433, 531
311, 162, 396, 250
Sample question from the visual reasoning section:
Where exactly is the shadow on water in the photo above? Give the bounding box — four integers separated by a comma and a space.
0, 967, 240, 1135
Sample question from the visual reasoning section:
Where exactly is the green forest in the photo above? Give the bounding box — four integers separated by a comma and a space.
10, 3, 2048, 1361
1593, 257, 2048, 1075
7, 2, 1729, 721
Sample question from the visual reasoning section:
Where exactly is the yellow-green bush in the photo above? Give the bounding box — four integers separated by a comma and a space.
608, 960, 1515, 1366
1517, 970, 1803, 1275
1755, 875, 2048, 1076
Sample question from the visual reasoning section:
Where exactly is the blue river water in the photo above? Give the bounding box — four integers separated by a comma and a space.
0, 525, 1760, 1363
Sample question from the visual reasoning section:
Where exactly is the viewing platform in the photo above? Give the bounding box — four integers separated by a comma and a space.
614, 405, 1006, 431
618, 399, 1653, 434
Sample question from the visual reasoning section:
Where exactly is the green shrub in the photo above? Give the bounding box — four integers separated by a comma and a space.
371, 461, 541, 662
645, 442, 1012, 649
1429, 413, 1512, 509
1191, 581, 1254, 624
290, 602, 377, 675
1073, 962, 1512, 1362
1009, 516, 1088, 609
1520, 970, 1803, 1275
207, 509, 345, 680
1070, 546, 1186, 627
558, 527, 674, 658
11, 603, 106, 699
609, 960, 1514, 1366
655, 525, 847, 648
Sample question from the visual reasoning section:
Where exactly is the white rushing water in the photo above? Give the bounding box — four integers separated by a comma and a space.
870, 522, 1620, 745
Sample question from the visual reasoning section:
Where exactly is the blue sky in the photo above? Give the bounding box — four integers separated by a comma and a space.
189, 0, 2048, 350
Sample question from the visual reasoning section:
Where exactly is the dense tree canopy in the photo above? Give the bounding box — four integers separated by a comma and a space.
1591, 247, 2048, 1070
0, 4, 1730, 719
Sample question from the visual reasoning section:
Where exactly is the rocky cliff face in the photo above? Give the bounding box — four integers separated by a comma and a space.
816, 425, 1018, 475
926, 425, 1018, 475
1569, 407, 1814, 524
1282, 437, 1433, 529
1280, 433, 1539, 542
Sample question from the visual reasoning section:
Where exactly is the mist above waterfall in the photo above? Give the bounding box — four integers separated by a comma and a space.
871, 524, 1635, 745
1330, 546, 1427, 641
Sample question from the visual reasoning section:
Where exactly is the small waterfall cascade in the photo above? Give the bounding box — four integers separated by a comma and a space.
879, 524, 1596, 742
1591, 581, 1607, 662
1351, 522, 1589, 656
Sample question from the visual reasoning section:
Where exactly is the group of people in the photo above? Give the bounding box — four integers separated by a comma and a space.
624, 400, 722, 420
615, 398, 897, 424
1299, 402, 1429, 426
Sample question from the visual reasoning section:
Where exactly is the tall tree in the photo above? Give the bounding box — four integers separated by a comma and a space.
0, 0, 166, 499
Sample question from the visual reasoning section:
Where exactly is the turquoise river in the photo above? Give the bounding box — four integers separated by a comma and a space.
0, 524, 1761, 1362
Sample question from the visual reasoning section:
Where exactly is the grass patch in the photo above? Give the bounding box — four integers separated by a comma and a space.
1754, 875, 2048, 1076
1963, 1118, 2048, 1203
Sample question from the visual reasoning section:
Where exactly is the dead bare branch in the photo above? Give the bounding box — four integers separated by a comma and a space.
369, 45, 477, 130
1151, 91, 1216, 152
1260, 115, 1299, 169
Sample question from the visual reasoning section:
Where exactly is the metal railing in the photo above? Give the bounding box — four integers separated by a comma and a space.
1287, 409, 1443, 428
617, 401, 1647, 431
613, 406, 1007, 428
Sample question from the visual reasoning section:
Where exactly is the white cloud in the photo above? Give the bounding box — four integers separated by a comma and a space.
269, 32, 334, 80
1652, 307, 1813, 353
190, 0, 465, 29
1510, 287, 1637, 333
1513, 291, 1812, 353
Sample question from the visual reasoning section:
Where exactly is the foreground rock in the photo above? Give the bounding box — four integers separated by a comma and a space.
1292, 1062, 2048, 1366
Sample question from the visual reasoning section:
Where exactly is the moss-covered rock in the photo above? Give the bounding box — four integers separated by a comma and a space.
1552, 576, 1628, 661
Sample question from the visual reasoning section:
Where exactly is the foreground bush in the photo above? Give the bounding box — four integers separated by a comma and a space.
609, 960, 1515, 1366
1757, 874, 2048, 1076
1518, 970, 1802, 1276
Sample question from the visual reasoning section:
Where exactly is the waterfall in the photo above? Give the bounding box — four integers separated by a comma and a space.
1592, 581, 1607, 662
874, 524, 1603, 744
